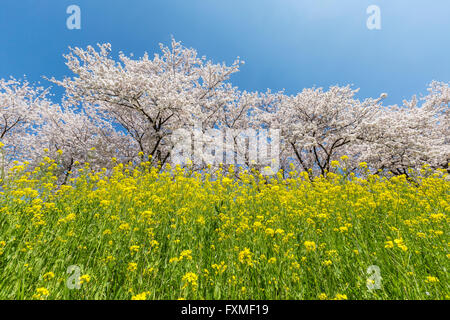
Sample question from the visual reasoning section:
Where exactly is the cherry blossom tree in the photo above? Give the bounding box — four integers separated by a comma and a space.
0, 40, 448, 180
0, 78, 51, 173
0, 78, 131, 182
255, 85, 387, 177
50, 38, 246, 168
35, 102, 133, 182
361, 82, 449, 176
424, 81, 449, 172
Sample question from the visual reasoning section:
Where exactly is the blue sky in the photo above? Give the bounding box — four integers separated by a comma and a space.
0, 0, 449, 105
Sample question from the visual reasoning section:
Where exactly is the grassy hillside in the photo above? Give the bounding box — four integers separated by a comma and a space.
0, 157, 448, 300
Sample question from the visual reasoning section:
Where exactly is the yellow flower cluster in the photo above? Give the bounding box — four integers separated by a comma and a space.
0, 157, 448, 299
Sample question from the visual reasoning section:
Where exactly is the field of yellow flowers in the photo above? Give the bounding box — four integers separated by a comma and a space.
0, 156, 448, 300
